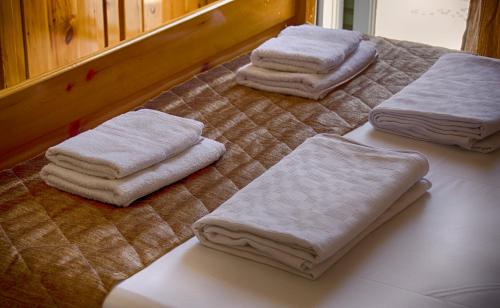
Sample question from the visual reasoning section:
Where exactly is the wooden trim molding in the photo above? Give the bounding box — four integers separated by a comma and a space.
0, 0, 315, 169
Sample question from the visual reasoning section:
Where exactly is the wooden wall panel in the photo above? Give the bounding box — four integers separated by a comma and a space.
46, 0, 79, 68
76, 1, 106, 55
105, 0, 122, 45
463, 0, 500, 59
23, 0, 54, 77
1, 0, 219, 86
23, 0, 106, 78
143, 0, 164, 31
0, 0, 300, 169
0, 0, 27, 88
144, 0, 213, 31
123, 0, 143, 39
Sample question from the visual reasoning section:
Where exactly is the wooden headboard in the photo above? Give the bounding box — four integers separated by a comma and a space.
0, 0, 316, 170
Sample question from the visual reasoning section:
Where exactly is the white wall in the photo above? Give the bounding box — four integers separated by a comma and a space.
375, 0, 469, 50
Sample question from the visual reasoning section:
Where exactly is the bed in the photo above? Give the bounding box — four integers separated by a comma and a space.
2, 0, 498, 307
103, 122, 500, 308
0, 35, 450, 307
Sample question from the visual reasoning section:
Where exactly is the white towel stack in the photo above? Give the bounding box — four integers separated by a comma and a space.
193, 134, 431, 279
370, 53, 500, 153
236, 25, 378, 100
40, 109, 225, 206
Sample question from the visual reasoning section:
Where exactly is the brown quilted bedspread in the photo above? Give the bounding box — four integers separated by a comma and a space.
0, 37, 449, 307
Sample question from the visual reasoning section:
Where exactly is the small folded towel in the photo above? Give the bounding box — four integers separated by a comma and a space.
370, 53, 500, 153
41, 138, 225, 207
46, 109, 204, 179
193, 134, 431, 279
237, 41, 377, 100
251, 25, 362, 73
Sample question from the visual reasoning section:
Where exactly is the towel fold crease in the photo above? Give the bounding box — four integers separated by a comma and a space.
41, 138, 225, 207
370, 53, 500, 153
251, 25, 362, 73
46, 109, 204, 179
193, 134, 431, 279
237, 41, 377, 100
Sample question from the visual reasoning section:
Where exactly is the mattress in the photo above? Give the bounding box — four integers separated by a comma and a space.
104, 122, 500, 308
0, 37, 449, 307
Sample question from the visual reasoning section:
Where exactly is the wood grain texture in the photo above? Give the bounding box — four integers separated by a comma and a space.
105, 0, 122, 45
47, 0, 78, 67
1, 0, 217, 86
123, 0, 143, 39
76, 0, 106, 54
143, 0, 164, 31
295, 0, 316, 24
0, 0, 27, 88
0, 0, 303, 169
463, 0, 500, 59
23, 0, 54, 77
23, 0, 106, 78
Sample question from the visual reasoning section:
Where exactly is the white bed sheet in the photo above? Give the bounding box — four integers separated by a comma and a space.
104, 123, 500, 308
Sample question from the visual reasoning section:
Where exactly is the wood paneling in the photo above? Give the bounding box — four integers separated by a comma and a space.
0, 0, 27, 88
123, 0, 143, 39
0, 0, 306, 169
0, 0, 222, 85
296, 0, 316, 24
23, 0, 54, 77
105, 0, 122, 45
76, 1, 106, 55
47, 0, 79, 67
22, 0, 106, 78
143, 0, 164, 31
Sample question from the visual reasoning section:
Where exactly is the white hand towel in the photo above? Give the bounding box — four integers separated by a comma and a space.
251, 25, 362, 73
370, 53, 500, 153
237, 41, 377, 100
46, 109, 204, 179
41, 138, 225, 207
193, 134, 430, 279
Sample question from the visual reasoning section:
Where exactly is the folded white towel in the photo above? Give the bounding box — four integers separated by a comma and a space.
237, 41, 377, 100
193, 134, 431, 279
46, 109, 204, 179
251, 25, 362, 73
41, 138, 225, 207
370, 53, 500, 153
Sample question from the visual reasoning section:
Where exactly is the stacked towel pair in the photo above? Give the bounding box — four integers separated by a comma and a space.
235, 25, 378, 100
370, 53, 500, 153
193, 134, 431, 279
40, 109, 225, 206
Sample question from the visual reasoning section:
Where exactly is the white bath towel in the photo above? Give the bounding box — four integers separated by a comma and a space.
193, 134, 431, 279
251, 25, 362, 73
46, 109, 204, 179
237, 41, 377, 100
41, 138, 225, 207
370, 53, 500, 153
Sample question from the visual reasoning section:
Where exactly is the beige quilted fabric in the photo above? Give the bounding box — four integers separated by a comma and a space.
0, 37, 449, 307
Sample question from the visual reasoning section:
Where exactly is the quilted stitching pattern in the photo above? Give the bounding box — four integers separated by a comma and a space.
0, 37, 449, 307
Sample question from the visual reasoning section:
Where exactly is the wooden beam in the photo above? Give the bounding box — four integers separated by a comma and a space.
0, 0, 299, 169
463, 0, 500, 59
295, 0, 316, 24
476, 0, 500, 59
